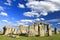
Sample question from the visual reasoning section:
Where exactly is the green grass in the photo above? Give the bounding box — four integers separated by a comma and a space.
0, 34, 60, 40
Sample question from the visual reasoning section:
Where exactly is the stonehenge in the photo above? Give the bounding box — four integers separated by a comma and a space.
34, 22, 52, 36
2, 22, 59, 37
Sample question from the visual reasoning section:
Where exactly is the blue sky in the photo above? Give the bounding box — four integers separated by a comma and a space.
0, 0, 60, 31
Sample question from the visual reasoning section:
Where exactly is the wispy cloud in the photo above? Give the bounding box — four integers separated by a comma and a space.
45, 0, 60, 4
24, 0, 60, 17
0, 20, 18, 29
4, 0, 12, 6
0, 12, 8, 16
34, 18, 45, 21
40, 18, 45, 20
16, 19, 34, 26
16, 18, 45, 26
34, 18, 40, 21
24, 11, 40, 17
1, 20, 8, 22
18, 3, 25, 8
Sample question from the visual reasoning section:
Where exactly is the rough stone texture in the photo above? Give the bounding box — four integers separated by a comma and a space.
3, 26, 17, 35
34, 22, 40, 35
16, 29, 21, 35
3, 22, 53, 37
3, 26, 12, 35
28, 25, 35, 36
13, 29, 17, 34
54, 28, 59, 34
18, 25, 28, 35
39, 24, 45, 36
47, 24, 52, 36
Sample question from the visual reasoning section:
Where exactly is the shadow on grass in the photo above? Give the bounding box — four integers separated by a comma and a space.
19, 34, 28, 37
35, 35, 40, 37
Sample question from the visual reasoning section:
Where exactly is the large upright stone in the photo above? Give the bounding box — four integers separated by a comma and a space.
12, 28, 17, 34
34, 22, 40, 35
54, 28, 59, 34
18, 25, 28, 35
28, 25, 35, 36
47, 24, 52, 36
39, 23, 45, 36
3, 26, 12, 35
17, 29, 21, 35
3, 26, 17, 35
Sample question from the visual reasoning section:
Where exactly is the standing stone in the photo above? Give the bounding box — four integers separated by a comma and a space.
54, 28, 59, 34
18, 25, 28, 35
39, 23, 45, 36
3, 26, 11, 35
44, 24, 47, 35
17, 29, 21, 35
28, 25, 35, 36
3, 26, 17, 36
34, 22, 40, 35
47, 24, 52, 36
12, 28, 17, 34
34, 22, 46, 36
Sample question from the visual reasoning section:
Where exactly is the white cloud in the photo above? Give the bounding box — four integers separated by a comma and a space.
40, 11, 48, 16
16, 18, 45, 26
40, 18, 45, 20
26, 1, 59, 12
18, 3, 25, 8
20, 19, 34, 23
24, 11, 40, 17
34, 18, 45, 21
45, 0, 60, 4
0, 20, 18, 29
17, 22, 28, 26
16, 19, 35, 26
24, 0, 60, 17
1, 20, 8, 22
0, 12, 8, 16
4, 0, 12, 6
34, 18, 40, 21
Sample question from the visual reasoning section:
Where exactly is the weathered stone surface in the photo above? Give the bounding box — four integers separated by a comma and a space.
39, 24, 45, 36
3, 22, 52, 37
3, 26, 12, 35
17, 25, 28, 35
47, 24, 52, 36
34, 22, 40, 35
28, 29, 35, 36
3, 26, 17, 35
28, 25, 35, 36
12, 29, 17, 34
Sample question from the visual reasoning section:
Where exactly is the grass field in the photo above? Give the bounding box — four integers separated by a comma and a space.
0, 34, 60, 40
